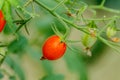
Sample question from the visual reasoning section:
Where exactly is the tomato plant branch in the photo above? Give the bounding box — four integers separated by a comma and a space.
33, 0, 55, 16
24, 0, 33, 7
15, 17, 32, 32
33, 0, 120, 53
17, 6, 39, 18
89, 5, 120, 14
100, 0, 106, 6
51, 23, 63, 37
97, 36, 120, 53
86, 16, 119, 21
33, 0, 90, 34
0, 48, 7, 67
66, 40, 81, 43
31, 0, 35, 14
51, 0, 66, 11
62, 17, 90, 34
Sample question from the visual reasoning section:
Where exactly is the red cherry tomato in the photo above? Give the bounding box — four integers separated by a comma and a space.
0, 10, 6, 32
41, 35, 67, 60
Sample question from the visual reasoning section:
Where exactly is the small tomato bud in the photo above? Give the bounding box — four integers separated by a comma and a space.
106, 27, 117, 38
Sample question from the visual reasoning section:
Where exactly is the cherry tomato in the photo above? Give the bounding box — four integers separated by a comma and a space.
0, 10, 6, 32
41, 35, 67, 60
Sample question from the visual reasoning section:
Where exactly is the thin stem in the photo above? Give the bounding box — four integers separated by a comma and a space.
55, 14, 70, 39
24, 0, 33, 7
86, 16, 119, 21
15, 9, 24, 19
89, 5, 120, 14
13, 20, 24, 23
25, 25, 30, 35
66, 40, 81, 43
100, 0, 106, 6
81, 15, 87, 25
62, 17, 90, 34
17, 6, 38, 18
97, 35, 120, 53
51, 23, 63, 36
107, 40, 120, 47
16, 17, 32, 32
52, 0, 66, 11
0, 53, 5, 57
33, 0, 55, 16
102, 7, 120, 14
31, 1, 35, 14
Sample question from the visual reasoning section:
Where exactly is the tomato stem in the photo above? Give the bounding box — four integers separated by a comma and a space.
40, 56, 46, 60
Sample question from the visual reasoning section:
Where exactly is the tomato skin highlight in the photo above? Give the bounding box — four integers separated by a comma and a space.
0, 10, 6, 32
41, 35, 67, 60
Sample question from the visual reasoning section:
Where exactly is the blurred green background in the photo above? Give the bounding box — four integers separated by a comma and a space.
0, 0, 120, 80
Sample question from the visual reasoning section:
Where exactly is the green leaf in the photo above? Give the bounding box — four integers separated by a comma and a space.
88, 40, 106, 62
8, 35, 28, 53
9, 76, 16, 80
41, 74, 64, 80
26, 46, 54, 74
0, 72, 4, 79
5, 56, 25, 80
41, 61, 54, 74
64, 47, 88, 80
3, 22, 13, 34
7, 0, 19, 7
0, 0, 5, 9
2, 0, 16, 33
25, 46, 41, 60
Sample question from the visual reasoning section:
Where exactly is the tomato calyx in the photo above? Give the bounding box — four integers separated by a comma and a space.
40, 56, 46, 60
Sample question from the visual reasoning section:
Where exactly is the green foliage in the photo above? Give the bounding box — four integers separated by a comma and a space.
41, 74, 64, 80
7, 0, 19, 7
26, 46, 54, 74
9, 76, 16, 80
2, 0, 16, 33
0, 0, 5, 9
64, 47, 88, 80
0, 72, 4, 79
87, 40, 107, 62
3, 23, 13, 34
0, 0, 120, 80
8, 35, 28, 53
5, 56, 25, 80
